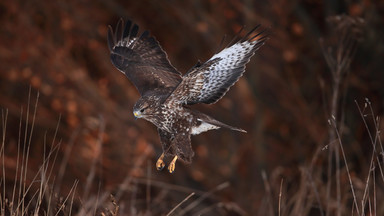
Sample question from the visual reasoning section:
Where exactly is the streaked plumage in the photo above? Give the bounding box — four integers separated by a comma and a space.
108, 19, 267, 173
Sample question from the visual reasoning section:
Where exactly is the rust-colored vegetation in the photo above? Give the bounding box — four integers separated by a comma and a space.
1, 0, 384, 215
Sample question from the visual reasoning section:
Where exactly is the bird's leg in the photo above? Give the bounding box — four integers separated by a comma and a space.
168, 156, 178, 173
156, 153, 165, 170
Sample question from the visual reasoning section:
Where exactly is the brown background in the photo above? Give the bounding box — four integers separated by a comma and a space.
1, 0, 384, 215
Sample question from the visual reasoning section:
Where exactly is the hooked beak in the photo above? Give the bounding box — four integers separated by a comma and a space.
133, 111, 141, 120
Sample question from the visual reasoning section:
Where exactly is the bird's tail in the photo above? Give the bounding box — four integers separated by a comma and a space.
204, 115, 247, 133
192, 110, 247, 133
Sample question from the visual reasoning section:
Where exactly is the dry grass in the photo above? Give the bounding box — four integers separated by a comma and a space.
1, 0, 384, 215
0, 91, 242, 216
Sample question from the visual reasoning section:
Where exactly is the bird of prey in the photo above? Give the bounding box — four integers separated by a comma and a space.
108, 19, 267, 173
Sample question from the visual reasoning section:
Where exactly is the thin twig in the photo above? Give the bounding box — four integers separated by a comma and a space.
146, 160, 151, 214
1, 109, 8, 216
178, 182, 229, 215
166, 192, 195, 216
261, 170, 274, 216
83, 115, 105, 200
131, 177, 209, 196
330, 118, 360, 215
69, 180, 79, 216
55, 180, 79, 216
355, 100, 384, 182
278, 178, 283, 216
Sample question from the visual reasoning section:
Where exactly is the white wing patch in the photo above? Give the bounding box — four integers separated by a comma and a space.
196, 40, 259, 103
191, 121, 220, 135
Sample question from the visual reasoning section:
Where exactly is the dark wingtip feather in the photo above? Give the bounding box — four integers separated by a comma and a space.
241, 24, 262, 42
107, 25, 115, 51
249, 27, 270, 42
115, 18, 124, 43
227, 24, 270, 48
130, 24, 139, 38
228, 25, 245, 47
123, 20, 132, 38
140, 30, 150, 40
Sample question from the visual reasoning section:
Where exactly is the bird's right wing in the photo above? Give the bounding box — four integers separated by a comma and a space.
108, 19, 182, 95
165, 25, 267, 105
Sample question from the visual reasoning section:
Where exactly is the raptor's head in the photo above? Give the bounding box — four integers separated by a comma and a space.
132, 95, 161, 120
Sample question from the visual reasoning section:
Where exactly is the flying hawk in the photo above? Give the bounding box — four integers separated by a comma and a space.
108, 19, 267, 173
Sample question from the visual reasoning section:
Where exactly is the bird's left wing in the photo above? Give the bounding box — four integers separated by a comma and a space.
108, 19, 182, 95
165, 25, 267, 105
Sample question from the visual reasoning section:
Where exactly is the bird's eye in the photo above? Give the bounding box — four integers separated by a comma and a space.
140, 108, 145, 113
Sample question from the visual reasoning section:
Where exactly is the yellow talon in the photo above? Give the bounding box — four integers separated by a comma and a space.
168, 156, 178, 173
156, 153, 165, 171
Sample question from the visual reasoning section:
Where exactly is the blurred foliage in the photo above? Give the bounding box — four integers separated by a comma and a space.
1, 0, 384, 215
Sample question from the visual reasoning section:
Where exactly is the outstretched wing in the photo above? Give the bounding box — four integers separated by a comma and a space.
166, 25, 267, 105
108, 19, 182, 95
